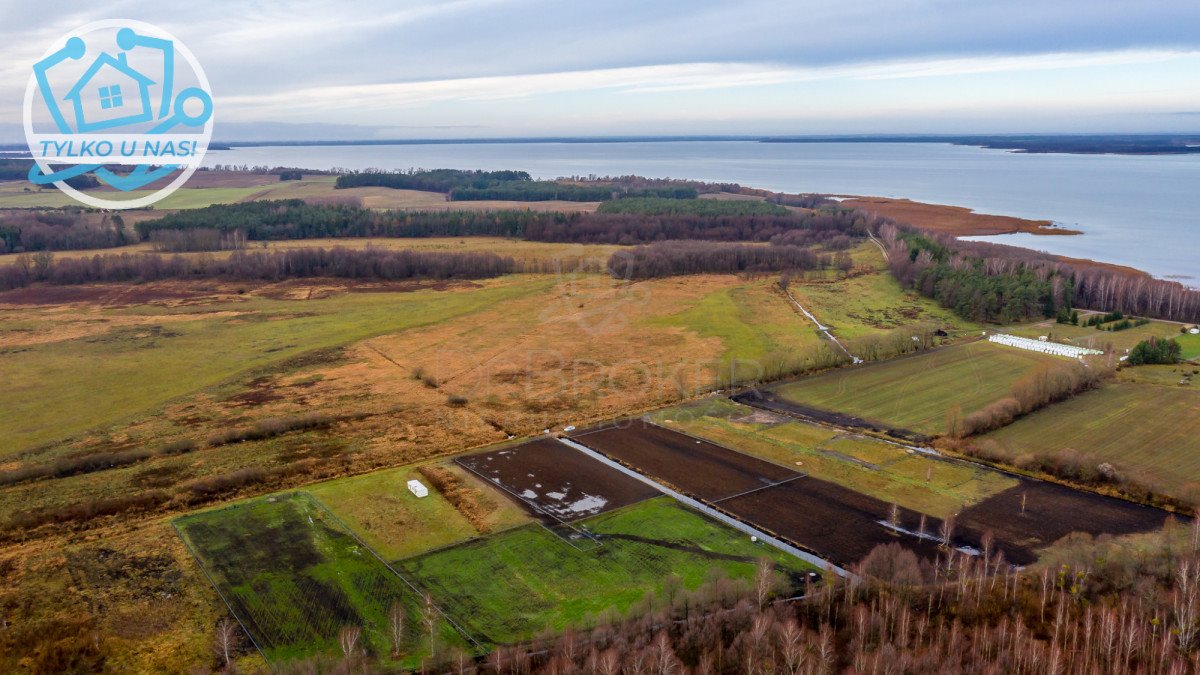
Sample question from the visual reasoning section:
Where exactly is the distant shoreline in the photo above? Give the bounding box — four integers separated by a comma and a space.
123, 134, 1200, 156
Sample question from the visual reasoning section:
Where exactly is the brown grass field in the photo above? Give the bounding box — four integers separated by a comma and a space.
0, 235, 981, 671
0, 236, 623, 267
840, 196, 1075, 236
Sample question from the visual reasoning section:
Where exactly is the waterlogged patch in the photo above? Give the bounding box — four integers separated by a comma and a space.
23, 20, 213, 208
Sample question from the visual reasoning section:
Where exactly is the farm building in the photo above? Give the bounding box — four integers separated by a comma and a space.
988, 333, 1104, 359
407, 479, 429, 498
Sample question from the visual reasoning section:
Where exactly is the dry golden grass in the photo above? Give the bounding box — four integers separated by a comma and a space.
0, 236, 620, 267
0, 257, 968, 670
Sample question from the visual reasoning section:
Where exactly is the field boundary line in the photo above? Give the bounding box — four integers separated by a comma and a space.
171, 519, 277, 673
555, 437, 852, 578
711, 474, 807, 504
298, 491, 484, 651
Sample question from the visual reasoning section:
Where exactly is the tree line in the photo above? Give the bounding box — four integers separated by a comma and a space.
0, 209, 130, 253
596, 196, 789, 217
332, 168, 699, 201
451, 182, 697, 202
947, 356, 1116, 438
879, 221, 1200, 324
334, 168, 531, 192
607, 241, 837, 279
525, 208, 874, 244
132, 201, 872, 247
0, 247, 515, 291
275, 522, 1200, 674
134, 200, 535, 240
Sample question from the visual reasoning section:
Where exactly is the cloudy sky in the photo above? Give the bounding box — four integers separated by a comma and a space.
2, 0, 1199, 140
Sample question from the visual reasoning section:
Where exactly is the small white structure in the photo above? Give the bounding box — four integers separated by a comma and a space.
1191, 327, 1199, 335
407, 479, 429, 498
988, 333, 1104, 360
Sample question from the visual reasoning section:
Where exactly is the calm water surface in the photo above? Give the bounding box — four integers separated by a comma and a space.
205, 141, 1198, 283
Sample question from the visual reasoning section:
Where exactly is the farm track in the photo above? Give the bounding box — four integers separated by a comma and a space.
782, 286, 861, 363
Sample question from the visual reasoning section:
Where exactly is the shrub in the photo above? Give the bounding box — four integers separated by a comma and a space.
1127, 337, 1181, 365
3, 491, 169, 532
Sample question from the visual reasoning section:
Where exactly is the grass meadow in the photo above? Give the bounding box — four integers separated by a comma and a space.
768, 341, 1059, 436
307, 462, 531, 560
980, 374, 1200, 497
398, 497, 814, 645
0, 276, 553, 455
1178, 332, 1200, 360
649, 400, 1016, 518
175, 492, 469, 666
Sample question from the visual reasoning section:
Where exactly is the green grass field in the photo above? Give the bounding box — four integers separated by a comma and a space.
0, 276, 554, 455
1002, 318, 1183, 353
785, 261, 969, 340
649, 400, 1016, 518
648, 280, 826, 364
1178, 332, 1200, 361
307, 463, 531, 560
769, 341, 1058, 436
174, 492, 468, 665
982, 378, 1200, 496
398, 497, 814, 645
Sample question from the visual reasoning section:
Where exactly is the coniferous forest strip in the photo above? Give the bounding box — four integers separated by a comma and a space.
332, 169, 699, 201
0, 248, 514, 290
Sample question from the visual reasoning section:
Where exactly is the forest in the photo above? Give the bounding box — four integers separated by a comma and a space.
134, 201, 535, 240
333, 169, 699, 201
525, 208, 873, 244
333, 169, 532, 192
0, 209, 131, 253
0, 247, 514, 290
607, 241, 836, 279
596, 197, 788, 217
880, 222, 1200, 324
132, 201, 873, 247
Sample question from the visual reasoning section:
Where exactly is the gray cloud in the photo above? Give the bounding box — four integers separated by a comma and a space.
1, 0, 1198, 136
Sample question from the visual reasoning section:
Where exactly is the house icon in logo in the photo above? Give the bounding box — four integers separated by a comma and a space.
63, 52, 155, 132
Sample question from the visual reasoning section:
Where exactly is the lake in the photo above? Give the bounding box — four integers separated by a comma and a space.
205, 141, 1198, 283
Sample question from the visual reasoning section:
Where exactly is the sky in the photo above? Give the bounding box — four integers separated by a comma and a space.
1, 0, 1199, 141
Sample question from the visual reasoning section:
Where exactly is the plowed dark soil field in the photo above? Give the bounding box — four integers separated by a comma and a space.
719, 479, 947, 565
570, 419, 1172, 568
569, 421, 799, 500
955, 480, 1170, 564
456, 438, 658, 522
